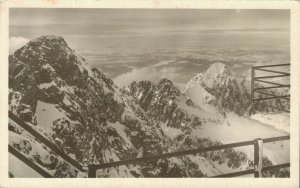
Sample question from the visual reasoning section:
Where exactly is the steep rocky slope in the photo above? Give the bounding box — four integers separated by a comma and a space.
9, 35, 167, 177
126, 78, 221, 131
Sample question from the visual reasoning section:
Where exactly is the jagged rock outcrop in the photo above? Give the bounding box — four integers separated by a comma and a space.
126, 78, 208, 130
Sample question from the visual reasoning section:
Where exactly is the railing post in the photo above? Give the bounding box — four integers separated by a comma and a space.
88, 164, 96, 178
251, 67, 255, 114
254, 138, 263, 178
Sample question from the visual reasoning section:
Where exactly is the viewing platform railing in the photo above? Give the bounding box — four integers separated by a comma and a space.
251, 63, 290, 113
8, 111, 290, 178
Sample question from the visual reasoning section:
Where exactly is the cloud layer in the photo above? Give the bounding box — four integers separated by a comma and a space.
113, 65, 179, 88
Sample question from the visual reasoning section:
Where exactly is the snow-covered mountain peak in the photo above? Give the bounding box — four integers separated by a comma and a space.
30, 35, 68, 47
186, 63, 235, 90
14, 35, 70, 58
9, 35, 120, 124
206, 62, 227, 75
183, 63, 250, 115
12, 35, 96, 78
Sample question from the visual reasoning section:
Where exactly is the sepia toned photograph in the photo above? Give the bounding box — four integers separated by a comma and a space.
5, 5, 296, 181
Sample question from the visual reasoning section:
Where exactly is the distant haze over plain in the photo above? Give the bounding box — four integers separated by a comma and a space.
9, 9, 290, 87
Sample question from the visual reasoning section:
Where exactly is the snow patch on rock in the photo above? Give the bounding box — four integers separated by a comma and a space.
35, 101, 69, 132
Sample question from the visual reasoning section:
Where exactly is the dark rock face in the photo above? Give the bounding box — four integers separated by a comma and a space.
126, 79, 203, 130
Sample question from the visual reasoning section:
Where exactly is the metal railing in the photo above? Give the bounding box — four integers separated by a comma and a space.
9, 111, 86, 177
251, 64, 290, 113
88, 136, 290, 178
9, 111, 290, 178
9, 145, 52, 178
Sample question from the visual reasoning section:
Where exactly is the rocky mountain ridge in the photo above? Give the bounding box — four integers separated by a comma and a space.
9, 35, 165, 177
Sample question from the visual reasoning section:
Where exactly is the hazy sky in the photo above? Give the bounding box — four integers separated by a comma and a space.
10, 9, 290, 52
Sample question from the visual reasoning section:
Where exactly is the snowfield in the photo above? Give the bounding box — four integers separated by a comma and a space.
250, 112, 290, 133
9, 154, 43, 178
191, 112, 289, 165
35, 101, 69, 132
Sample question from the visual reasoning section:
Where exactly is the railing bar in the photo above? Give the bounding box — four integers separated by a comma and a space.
9, 112, 84, 172
254, 79, 287, 86
263, 104, 290, 113
9, 145, 53, 178
262, 163, 290, 171
252, 64, 290, 68
213, 163, 291, 177
254, 90, 279, 97
255, 68, 290, 75
262, 135, 290, 143
94, 140, 255, 169
253, 95, 290, 101
254, 75, 290, 79
93, 134, 291, 170
212, 169, 255, 178
254, 85, 290, 90
93, 134, 290, 170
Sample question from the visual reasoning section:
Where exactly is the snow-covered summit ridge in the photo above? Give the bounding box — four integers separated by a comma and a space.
203, 62, 230, 79
183, 63, 250, 115
12, 35, 94, 78
184, 63, 235, 92
14, 35, 70, 58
